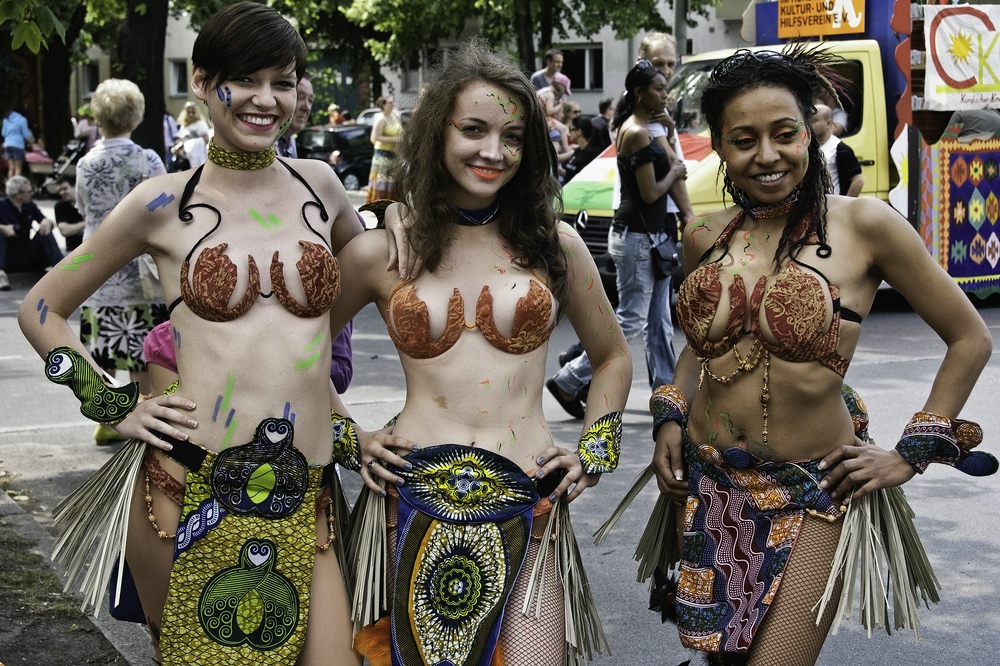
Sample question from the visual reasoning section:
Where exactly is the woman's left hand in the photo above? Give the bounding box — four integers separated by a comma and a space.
818, 437, 917, 503
357, 426, 420, 494
533, 445, 599, 502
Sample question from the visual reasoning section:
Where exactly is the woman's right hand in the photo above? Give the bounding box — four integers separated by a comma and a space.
652, 421, 687, 502
112, 394, 198, 451
357, 427, 421, 494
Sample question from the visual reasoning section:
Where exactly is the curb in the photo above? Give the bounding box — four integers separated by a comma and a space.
0, 488, 147, 664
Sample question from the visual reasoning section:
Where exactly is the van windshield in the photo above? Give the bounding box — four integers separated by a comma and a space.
666, 60, 719, 135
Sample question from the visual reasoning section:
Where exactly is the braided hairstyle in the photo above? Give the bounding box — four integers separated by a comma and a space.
700, 43, 850, 267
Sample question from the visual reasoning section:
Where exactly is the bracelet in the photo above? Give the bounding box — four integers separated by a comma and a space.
650, 385, 689, 440
45, 347, 140, 425
331, 410, 362, 472
578, 411, 623, 475
895, 411, 997, 477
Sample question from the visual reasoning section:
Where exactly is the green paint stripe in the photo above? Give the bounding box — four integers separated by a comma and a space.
221, 373, 235, 412
295, 351, 322, 370
222, 418, 238, 449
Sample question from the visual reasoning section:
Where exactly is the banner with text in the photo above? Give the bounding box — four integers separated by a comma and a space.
777, 0, 865, 39
924, 5, 1000, 110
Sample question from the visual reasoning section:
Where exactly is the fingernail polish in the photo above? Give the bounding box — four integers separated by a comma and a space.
412, 444, 421, 451
537, 457, 545, 465
396, 478, 405, 486
535, 470, 545, 478
404, 463, 412, 471
549, 494, 557, 503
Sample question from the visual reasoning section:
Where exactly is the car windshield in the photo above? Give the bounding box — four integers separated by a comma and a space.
665, 59, 720, 135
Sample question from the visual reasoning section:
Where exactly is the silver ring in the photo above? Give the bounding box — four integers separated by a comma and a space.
366, 459, 379, 470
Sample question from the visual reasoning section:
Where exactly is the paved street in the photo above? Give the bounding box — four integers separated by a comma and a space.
2, 200, 1000, 664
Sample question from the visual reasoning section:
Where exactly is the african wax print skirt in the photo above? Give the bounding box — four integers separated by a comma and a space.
159, 417, 333, 665
676, 431, 843, 654
387, 444, 538, 666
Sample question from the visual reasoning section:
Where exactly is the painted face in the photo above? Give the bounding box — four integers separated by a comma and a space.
642, 40, 678, 83
638, 72, 669, 114
195, 63, 297, 153
291, 78, 315, 134
717, 85, 811, 205
443, 82, 525, 210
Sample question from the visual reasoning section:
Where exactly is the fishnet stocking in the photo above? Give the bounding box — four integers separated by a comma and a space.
745, 514, 843, 666
499, 533, 566, 665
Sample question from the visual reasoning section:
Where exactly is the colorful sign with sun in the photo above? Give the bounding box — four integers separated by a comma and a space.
924, 5, 1000, 110
776, 0, 865, 39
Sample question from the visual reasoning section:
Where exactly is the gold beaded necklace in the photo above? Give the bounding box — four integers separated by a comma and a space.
207, 139, 276, 170
698, 341, 772, 447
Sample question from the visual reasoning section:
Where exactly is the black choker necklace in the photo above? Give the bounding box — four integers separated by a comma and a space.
734, 183, 801, 219
455, 200, 500, 226
207, 140, 276, 170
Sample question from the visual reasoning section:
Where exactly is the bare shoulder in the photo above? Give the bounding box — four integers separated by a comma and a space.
555, 220, 588, 254
619, 124, 652, 152
824, 195, 918, 257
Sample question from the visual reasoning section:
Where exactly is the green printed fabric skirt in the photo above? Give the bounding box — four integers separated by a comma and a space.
160, 417, 331, 665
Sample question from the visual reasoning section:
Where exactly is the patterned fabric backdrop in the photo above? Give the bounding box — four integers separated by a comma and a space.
925, 138, 1000, 298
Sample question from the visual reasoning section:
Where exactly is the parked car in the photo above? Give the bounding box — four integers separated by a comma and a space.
295, 125, 373, 191
356, 107, 413, 126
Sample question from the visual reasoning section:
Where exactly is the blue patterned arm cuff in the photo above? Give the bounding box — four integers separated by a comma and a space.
650, 385, 689, 441
45, 346, 140, 425
578, 411, 623, 474
896, 411, 998, 477
331, 410, 362, 471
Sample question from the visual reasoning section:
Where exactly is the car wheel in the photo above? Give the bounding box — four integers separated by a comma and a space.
341, 172, 361, 191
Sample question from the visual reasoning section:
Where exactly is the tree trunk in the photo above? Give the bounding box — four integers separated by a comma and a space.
538, 0, 553, 55
40, 2, 87, 158
117, 0, 169, 157
512, 0, 535, 71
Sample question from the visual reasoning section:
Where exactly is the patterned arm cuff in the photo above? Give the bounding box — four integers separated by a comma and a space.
895, 411, 997, 476
650, 385, 689, 441
578, 412, 623, 475
45, 346, 140, 425
331, 410, 362, 471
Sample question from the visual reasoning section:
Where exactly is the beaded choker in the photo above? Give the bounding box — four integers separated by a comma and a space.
207, 140, 276, 170
455, 200, 501, 226
734, 183, 801, 219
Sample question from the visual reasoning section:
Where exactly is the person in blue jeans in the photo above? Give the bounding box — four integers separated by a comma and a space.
548, 37, 689, 418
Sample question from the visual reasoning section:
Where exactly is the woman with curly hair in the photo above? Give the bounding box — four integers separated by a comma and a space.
644, 45, 994, 665
332, 39, 631, 665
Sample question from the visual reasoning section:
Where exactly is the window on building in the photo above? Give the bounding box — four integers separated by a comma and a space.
170, 60, 189, 97
560, 44, 603, 92
81, 62, 100, 98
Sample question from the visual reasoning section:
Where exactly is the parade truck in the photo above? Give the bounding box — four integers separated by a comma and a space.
563, 0, 1000, 298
